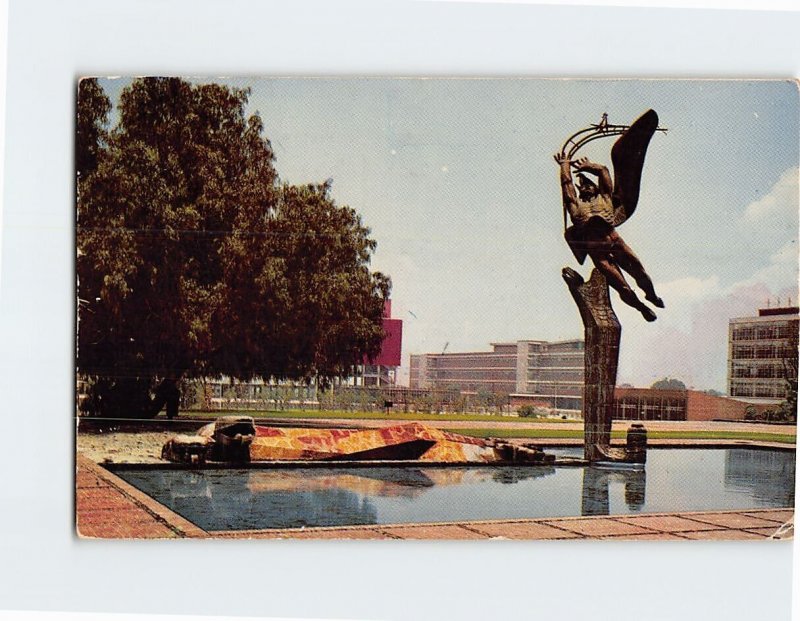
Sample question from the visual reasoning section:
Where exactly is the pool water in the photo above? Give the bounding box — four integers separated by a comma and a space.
116, 448, 795, 531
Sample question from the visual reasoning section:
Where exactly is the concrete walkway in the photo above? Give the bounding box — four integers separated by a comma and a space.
76, 454, 794, 541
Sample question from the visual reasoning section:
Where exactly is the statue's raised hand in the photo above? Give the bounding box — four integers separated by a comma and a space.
573, 157, 592, 171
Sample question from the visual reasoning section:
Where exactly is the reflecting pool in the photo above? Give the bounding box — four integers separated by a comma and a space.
116, 448, 795, 531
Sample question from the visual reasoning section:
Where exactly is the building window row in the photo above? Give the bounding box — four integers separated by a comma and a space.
529, 353, 583, 365
732, 344, 795, 360
428, 358, 516, 370
730, 361, 786, 379
433, 368, 516, 377
732, 324, 796, 341
730, 381, 786, 399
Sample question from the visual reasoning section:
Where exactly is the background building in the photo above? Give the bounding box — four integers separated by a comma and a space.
410, 339, 585, 413
409, 342, 518, 394
728, 305, 799, 403
613, 387, 773, 422
410, 335, 779, 420
522, 340, 585, 412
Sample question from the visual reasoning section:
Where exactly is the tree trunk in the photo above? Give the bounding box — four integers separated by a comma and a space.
151, 378, 181, 419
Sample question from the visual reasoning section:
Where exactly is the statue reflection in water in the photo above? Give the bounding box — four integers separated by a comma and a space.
581, 466, 646, 516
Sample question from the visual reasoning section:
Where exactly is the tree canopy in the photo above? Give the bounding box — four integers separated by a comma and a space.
650, 377, 687, 391
77, 77, 390, 416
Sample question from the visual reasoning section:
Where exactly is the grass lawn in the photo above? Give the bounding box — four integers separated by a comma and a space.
179, 409, 796, 444
447, 427, 797, 444
185, 408, 576, 424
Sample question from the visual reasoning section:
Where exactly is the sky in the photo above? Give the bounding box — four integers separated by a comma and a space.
99, 77, 799, 391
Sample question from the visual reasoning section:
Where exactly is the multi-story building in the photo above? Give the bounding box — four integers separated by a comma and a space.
523, 340, 585, 412
410, 336, 777, 420
728, 305, 799, 403
409, 342, 518, 395
409, 339, 585, 412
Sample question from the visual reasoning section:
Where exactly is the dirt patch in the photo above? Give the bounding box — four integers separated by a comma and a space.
77, 431, 174, 464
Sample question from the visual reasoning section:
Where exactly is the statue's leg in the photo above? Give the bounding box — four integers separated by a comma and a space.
613, 236, 664, 308
593, 256, 657, 322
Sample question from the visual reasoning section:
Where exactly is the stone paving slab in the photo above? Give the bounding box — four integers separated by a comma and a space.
75, 452, 794, 541
379, 525, 489, 540
207, 524, 391, 539
741, 509, 794, 524
540, 517, 655, 538
465, 521, 582, 540
680, 512, 782, 530
743, 527, 787, 538
77, 487, 143, 511
78, 511, 179, 539
272, 528, 390, 540
678, 529, 766, 540
603, 532, 688, 540
76, 471, 107, 489
613, 515, 722, 532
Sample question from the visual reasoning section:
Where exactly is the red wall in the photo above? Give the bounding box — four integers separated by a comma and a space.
368, 317, 403, 366
685, 391, 772, 421
362, 301, 403, 366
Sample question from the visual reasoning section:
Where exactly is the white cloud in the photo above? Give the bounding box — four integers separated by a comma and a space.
734, 240, 799, 294
618, 245, 798, 391
655, 275, 721, 302
770, 240, 798, 266
742, 167, 799, 224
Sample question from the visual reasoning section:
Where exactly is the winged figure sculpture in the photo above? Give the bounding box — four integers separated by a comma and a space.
554, 109, 664, 322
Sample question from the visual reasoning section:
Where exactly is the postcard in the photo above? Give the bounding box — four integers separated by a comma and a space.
75, 77, 797, 540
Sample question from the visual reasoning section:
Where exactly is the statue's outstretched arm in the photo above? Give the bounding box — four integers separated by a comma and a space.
554, 153, 578, 219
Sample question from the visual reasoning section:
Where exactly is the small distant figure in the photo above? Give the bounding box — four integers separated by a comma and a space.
554, 109, 664, 322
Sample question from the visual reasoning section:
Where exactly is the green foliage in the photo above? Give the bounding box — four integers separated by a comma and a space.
182, 381, 211, 410
777, 400, 797, 422
517, 405, 538, 418
412, 394, 437, 414
76, 78, 111, 179
77, 78, 389, 417
650, 377, 687, 391
451, 393, 469, 414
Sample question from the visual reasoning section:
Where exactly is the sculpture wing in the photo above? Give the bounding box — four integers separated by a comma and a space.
611, 109, 659, 226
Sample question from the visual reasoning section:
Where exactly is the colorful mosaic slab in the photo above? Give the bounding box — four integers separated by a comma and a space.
162, 417, 555, 464
249, 422, 497, 462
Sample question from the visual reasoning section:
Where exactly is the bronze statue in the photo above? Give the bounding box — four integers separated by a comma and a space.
555, 109, 664, 322
558, 110, 665, 464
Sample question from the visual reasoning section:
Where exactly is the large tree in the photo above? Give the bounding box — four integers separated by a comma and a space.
77, 78, 389, 417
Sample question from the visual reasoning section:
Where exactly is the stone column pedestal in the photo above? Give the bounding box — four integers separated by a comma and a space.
563, 267, 646, 465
